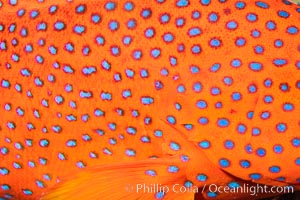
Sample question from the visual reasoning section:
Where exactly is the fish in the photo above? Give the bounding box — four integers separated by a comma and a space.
0, 0, 300, 199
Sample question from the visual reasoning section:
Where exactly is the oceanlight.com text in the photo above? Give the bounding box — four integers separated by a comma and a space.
125, 183, 294, 196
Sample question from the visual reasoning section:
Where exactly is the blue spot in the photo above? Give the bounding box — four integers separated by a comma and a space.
75, 4, 86, 14
210, 63, 221, 72
37, 22, 47, 31
145, 27, 155, 38
168, 165, 179, 173
124, 1, 134, 11
177, 84, 185, 93
163, 33, 174, 43
155, 192, 165, 199
54, 21, 65, 31
252, 127, 261, 136
235, 37, 246, 47
73, 25, 85, 34
196, 174, 207, 181
0, 168, 9, 175
196, 100, 207, 109
295, 158, 300, 166
169, 56, 177, 66
123, 36, 132, 45
211, 87, 221, 95
217, 118, 230, 127
287, 26, 298, 35
141, 97, 154, 105
248, 84, 257, 93
39, 139, 49, 147
276, 123, 287, 133
249, 62, 263, 71
109, 20, 119, 31
192, 11, 200, 19
231, 59, 241, 68
292, 138, 300, 147
141, 8, 152, 19
283, 103, 294, 111
1, 80, 10, 88
208, 12, 219, 23
125, 149, 136, 157
279, 83, 289, 92
249, 173, 261, 180
122, 89, 132, 99
260, 111, 270, 120
219, 158, 230, 168
269, 166, 281, 173
251, 29, 261, 38
17, 9, 25, 17
228, 182, 240, 188
49, 5, 58, 14
126, 127, 137, 135
65, 84, 73, 92
235, 1, 245, 9
167, 115, 176, 124
94, 108, 104, 117
183, 124, 193, 130
1, 184, 11, 191
184, 181, 193, 188
226, 20, 238, 30
175, 17, 185, 27
266, 21, 276, 30
126, 19, 136, 29
170, 141, 180, 151
273, 144, 283, 154
240, 160, 251, 168
95, 35, 105, 45
188, 27, 201, 37
255, 1, 269, 9
55, 95, 64, 105
273, 59, 287, 66
79, 91, 92, 98
256, 148, 266, 157
82, 66, 97, 76
160, 13, 170, 24
22, 189, 33, 195
191, 45, 201, 54
151, 48, 161, 58
101, 60, 111, 71
193, 82, 202, 92
231, 92, 242, 101
36, 180, 45, 188
224, 140, 234, 149
132, 50, 142, 60
223, 76, 233, 85
200, 0, 211, 5
76, 161, 85, 169
176, 0, 189, 7
198, 117, 209, 125
264, 79, 272, 88
155, 80, 163, 90
91, 14, 101, 24
9, 23, 16, 33
100, 92, 112, 101
145, 170, 157, 176
66, 140, 77, 147
105, 1, 116, 11
52, 125, 62, 133
58, 152, 66, 160
199, 140, 210, 149
210, 38, 221, 47
278, 10, 289, 18
154, 130, 163, 137
247, 13, 257, 22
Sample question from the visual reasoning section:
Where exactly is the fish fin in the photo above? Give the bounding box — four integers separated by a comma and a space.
40, 156, 195, 200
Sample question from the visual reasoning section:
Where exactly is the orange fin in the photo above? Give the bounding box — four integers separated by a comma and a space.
40, 156, 195, 200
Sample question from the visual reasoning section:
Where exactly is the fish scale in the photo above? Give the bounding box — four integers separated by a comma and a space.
0, 0, 300, 199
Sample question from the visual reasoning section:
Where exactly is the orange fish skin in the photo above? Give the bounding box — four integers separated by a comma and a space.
0, 0, 300, 199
